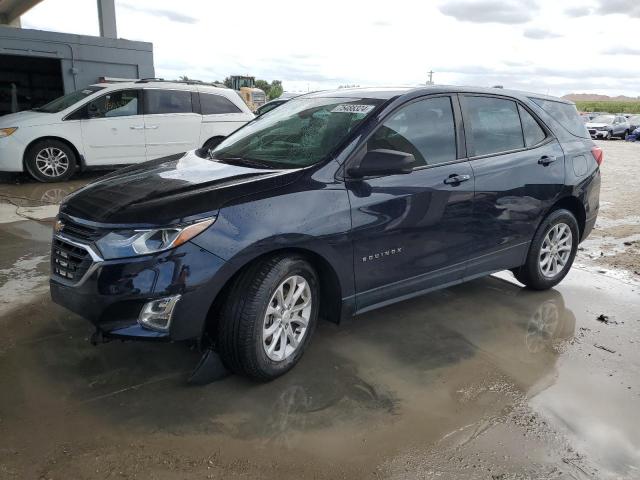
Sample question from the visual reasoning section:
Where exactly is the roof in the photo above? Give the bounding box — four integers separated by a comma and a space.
300, 85, 571, 104
91, 81, 230, 93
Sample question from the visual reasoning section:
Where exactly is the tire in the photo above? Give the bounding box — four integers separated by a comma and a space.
217, 255, 319, 381
604, 130, 612, 140
25, 139, 77, 182
622, 129, 630, 139
513, 209, 579, 290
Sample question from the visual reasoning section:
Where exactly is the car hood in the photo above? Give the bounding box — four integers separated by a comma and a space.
585, 122, 610, 128
0, 110, 57, 127
59, 151, 302, 225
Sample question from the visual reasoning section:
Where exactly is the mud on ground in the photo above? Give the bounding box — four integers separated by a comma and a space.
0, 143, 639, 480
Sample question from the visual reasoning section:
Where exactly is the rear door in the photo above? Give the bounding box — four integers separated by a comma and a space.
142, 88, 201, 159
79, 89, 146, 165
348, 95, 475, 311
198, 91, 252, 144
460, 95, 565, 277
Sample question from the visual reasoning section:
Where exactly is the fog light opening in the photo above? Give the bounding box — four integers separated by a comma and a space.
138, 295, 181, 332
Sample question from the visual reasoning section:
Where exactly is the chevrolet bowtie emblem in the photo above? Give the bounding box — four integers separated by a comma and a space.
54, 220, 64, 233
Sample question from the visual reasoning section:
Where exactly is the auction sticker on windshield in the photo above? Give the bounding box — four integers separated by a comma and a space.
331, 104, 375, 114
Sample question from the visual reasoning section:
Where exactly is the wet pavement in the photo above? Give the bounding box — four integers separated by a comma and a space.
0, 146, 639, 479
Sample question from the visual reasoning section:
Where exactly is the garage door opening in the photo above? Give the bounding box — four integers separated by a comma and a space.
0, 54, 64, 116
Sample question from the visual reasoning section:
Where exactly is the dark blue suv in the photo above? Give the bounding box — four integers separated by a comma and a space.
50, 86, 602, 380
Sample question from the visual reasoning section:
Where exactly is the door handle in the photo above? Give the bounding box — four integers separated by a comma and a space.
538, 155, 557, 166
129, 125, 145, 130
145, 125, 159, 130
443, 174, 471, 185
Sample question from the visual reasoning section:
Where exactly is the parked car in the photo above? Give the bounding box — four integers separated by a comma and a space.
255, 92, 302, 116
585, 114, 630, 140
50, 86, 601, 381
627, 126, 640, 142
628, 115, 640, 132
0, 80, 254, 182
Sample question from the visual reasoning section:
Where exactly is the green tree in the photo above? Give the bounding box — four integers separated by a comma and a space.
223, 77, 233, 89
268, 80, 283, 100
255, 79, 271, 97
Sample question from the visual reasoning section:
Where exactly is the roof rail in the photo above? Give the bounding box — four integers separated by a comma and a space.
135, 77, 165, 83
134, 78, 228, 88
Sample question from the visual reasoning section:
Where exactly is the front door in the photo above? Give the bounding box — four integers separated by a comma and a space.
347, 95, 475, 312
142, 89, 202, 160
80, 89, 146, 165
459, 95, 565, 277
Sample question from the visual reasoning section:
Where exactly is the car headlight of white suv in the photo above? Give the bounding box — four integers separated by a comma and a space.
0, 127, 18, 138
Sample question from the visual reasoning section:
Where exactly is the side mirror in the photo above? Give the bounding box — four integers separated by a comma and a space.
347, 149, 414, 178
87, 102, 100, 118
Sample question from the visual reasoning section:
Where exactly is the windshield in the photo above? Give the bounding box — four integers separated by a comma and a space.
211, 97, 383, 168
34, 86, 105, 113
591, 115, 614, 124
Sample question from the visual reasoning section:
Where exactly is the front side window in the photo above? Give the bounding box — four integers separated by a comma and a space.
200, 93, 242, 115
145, 89, 193, 114
518, 105, 547, 147
462, 96, 524, 156
37, 86, 104, 113
87, 89, 140, 118
368, 96, 457, 168
211, 97, 383, 168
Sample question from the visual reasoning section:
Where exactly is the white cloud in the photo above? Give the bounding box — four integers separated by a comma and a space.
19, 0, 640, 97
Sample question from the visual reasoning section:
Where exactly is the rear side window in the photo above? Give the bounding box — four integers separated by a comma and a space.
200, 93, 242, 115
518, 105, 547, 147
368, 96, 457, 168
461, 96, 524, 156
530, 98, 589, 138
145, 89, 193, 114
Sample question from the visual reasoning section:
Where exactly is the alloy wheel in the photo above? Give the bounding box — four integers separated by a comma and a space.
539, 223, 573, 278
35, 147, 69, 178
262, 275, 312, 361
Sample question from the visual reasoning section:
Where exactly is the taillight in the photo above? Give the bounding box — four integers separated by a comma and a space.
591, 146, 604, 166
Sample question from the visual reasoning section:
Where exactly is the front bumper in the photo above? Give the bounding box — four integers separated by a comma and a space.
50, 239, 227, 341
588, 129, 609, 139
0, 134, 27, 172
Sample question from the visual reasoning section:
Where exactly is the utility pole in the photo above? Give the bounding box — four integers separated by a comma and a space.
426, 70, 434, 85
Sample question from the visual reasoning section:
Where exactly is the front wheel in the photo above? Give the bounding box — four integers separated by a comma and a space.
513, 209, 579, 290
217, 255, 319, 381
25, 139, 77, 182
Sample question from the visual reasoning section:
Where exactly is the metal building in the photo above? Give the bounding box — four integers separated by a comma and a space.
0, 0, 154, 115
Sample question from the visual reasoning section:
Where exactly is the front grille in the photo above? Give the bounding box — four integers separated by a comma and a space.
58, 217, 103, 242
51, 238, 93, 282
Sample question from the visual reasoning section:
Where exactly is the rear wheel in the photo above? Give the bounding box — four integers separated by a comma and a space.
217, 255, 319, 381
25, 139, 77, 182
513, 209, 579, 290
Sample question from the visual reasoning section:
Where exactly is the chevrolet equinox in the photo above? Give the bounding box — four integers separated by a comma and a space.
50, 87, 601, 380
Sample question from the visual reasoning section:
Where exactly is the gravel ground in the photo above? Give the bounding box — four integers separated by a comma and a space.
576, 140, 640, 281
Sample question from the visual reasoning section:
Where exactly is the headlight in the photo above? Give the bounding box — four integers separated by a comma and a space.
0, 127, 18, 138
95, 217, 215, 259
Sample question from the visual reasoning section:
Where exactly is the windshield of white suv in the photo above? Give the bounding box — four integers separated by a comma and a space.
211, 97, 384, 168
591, 115, 615, 124
33, 86, 105, 113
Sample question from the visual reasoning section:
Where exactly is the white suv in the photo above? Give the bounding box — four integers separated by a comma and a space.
0, 80, 255, 182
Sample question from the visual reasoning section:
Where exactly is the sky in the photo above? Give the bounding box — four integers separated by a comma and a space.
20, 0, 640, 97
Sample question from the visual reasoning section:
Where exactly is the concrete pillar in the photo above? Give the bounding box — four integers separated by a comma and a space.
97, 0, 117, 38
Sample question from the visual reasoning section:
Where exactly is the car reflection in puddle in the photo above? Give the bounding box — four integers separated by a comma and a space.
8, 274, 574, 451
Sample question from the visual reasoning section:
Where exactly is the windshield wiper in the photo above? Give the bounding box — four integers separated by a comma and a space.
215, 155, 275, 169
